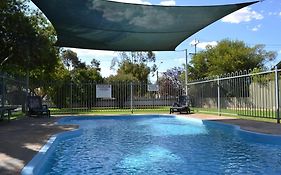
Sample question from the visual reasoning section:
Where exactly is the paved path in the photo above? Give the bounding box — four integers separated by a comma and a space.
188, 114, 281, 135
0, 114, 280, 174
0, 117, 77, 175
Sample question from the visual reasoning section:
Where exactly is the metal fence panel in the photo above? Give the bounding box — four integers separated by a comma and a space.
1, 68, 281, 123
187, 68, 280, 122
0, 73, 27, 117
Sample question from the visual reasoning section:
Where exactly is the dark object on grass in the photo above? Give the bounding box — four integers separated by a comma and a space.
170, 95, 191, 114
27, 96, 50, 117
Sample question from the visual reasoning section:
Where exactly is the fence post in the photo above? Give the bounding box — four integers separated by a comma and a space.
1, 75, 4, 108
1, 75, 5, 118
130, 82, 133, 114
70, 81, 73, 114
274, 66, 280, 123
217, 76, 221, 116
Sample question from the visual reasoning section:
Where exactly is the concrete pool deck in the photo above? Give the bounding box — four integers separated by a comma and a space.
0, 114, 280, 175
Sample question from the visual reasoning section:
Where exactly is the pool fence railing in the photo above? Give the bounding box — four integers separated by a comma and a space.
0, 68, 280, 123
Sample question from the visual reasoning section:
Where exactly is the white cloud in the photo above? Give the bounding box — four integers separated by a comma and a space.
251, 24, 261, 32
109, 0, 151, 5
159, 0, 176, 6
268, 12, 278, 16
190, 40, 218, 50
222, 7, 263, 24
251, 27, 258, 32
279, 12, 281, 16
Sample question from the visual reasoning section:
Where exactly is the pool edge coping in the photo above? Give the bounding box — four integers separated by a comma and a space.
21, 128, 83, 175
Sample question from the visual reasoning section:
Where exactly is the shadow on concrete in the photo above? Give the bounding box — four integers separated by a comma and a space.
0, 116, 77, 175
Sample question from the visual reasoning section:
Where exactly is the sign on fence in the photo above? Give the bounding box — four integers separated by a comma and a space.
147, 84, 159, 92
96, 84, 112, 98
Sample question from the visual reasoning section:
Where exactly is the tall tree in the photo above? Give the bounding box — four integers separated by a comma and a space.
158, 67, 185, 96
110, 51, 156, 82
61, 49, 86, 70
117, 61, 150, 82
90, 58, 100, 69
188, 39, 277, 80
0, 0, 62, 83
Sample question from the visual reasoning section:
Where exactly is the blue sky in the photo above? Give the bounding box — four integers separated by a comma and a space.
30, 0, 281, 80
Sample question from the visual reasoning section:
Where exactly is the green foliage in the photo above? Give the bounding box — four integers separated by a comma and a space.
111, 51, 156, 82
106, 74, 137, 82
1, 0, 62, 90
61, 49, 86, 70
189, 39, 277, 80
106, 74, 137, 109
111, 51, 155, 66
45, 67, 103, 109
72, 67, 103, 83
90, 58, 100, 69
251, 68, 274, 86
158, 67, 185, 96
117, 61, 150, 82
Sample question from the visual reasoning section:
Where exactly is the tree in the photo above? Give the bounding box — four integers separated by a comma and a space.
111, 51, 156, 67
1, 0, 63, 85
0, 0, 68, 102
61, 49, 86, 70
110, 51, 157, 82
1, 0, 28, 64
158, 67, 185, 96
90, 58, 100, 69
188, 39, 277, 80
48, 49, 104, 108
117, 61, 150, 82
106, 74, 137, 109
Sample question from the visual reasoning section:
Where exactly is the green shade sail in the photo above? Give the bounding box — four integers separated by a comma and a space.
31, 0, 258, 51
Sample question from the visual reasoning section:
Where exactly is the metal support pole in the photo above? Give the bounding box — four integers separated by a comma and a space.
274, 66, 280, 123
1, 75, 5, 118
185, 50, 188, 97
130, 82, 133, 114
156, 71, 159, 84
217, 76, 221, 116
70, 81, 73, 114
1, 75, 4, 108
25, 46, 30, 114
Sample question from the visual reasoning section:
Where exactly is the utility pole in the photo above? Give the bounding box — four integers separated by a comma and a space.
193, 39, 200, 55
156, 61, 163, 84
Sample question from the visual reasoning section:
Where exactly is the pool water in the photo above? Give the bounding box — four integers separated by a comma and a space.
40, 116, 281, 175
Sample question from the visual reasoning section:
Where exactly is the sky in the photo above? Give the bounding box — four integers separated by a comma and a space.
30, 0, 281, 81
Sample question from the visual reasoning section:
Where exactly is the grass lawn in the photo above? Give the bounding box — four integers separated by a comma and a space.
50, 107, 171, 115
191, 107, 278, 123
7, 106, 279, 123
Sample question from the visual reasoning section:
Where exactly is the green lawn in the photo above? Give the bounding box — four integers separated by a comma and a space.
191, 107, 278, 123
50, 107, 171, 115
7, 106, 279, 123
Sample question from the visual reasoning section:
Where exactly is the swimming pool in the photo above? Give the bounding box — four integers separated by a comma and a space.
22, 115, 281, 175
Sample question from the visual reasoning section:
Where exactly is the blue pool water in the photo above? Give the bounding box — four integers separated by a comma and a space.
38, 116, 281, 175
